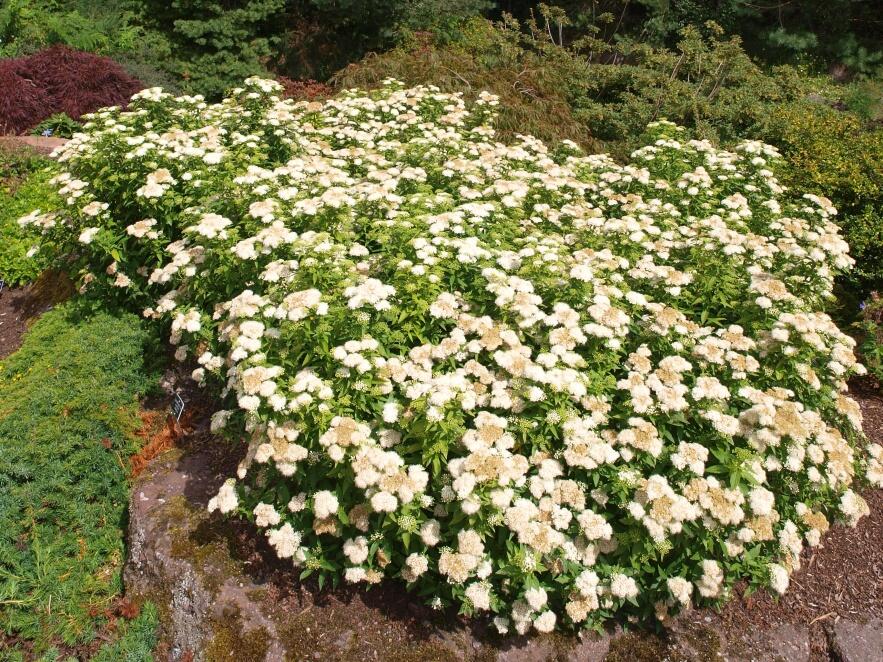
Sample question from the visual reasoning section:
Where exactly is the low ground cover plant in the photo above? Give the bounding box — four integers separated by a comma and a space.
90, 602, 159, 662
0, 305, 153, 652
0, 146, 53, 285
22, 79, 883, 633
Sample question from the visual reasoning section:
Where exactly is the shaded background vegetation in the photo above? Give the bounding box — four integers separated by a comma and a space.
2, 1, 880, 97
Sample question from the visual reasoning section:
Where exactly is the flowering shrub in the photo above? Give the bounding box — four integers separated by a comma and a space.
22, 79, 883, 632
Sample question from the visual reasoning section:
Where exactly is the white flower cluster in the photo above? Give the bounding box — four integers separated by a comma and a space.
24, 79, 880, 631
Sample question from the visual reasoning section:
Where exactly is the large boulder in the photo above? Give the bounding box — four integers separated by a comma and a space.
830, 618, 883, 662
125, 447, 287, 660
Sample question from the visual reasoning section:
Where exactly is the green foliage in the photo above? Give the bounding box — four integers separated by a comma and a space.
31, 113, 82, 138
112, 41, 183, 93
0, 1, 177, 95
856, 293, 883, 386
760, 103, 883, 293
400, 0, 493, 37
335, 17, 807, 155
3, 1, 879, 98
841, 79, 883, 122
837, 33, 883, 80
505, 1, 882, 76
92, 602, 159, 662
128, 0, 879, 86
0, 143, 47, 181
567, 24, 810, 155
133, 0, 288, 99
281, 0, 491, 81
0, 148, 54, 286
0, 305, 151, 652
0, 0, 140, 57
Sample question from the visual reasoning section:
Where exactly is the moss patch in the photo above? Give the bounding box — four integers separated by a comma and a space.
275, 607, 461, 662
163, 495, 247, 597
604, 622, 721, 662
204, 606, 271, 662
676, 622, 722, 660
605, 632, 676, 662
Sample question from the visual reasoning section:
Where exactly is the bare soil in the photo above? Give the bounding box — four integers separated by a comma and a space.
0, 271, 74, 359
0, 285, 35, 359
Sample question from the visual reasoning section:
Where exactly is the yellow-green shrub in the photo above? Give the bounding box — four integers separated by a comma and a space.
760, 103, 883, 293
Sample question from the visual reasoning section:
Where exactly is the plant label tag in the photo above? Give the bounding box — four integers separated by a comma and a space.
0, 279, 5, 294
171, 393, 185, 421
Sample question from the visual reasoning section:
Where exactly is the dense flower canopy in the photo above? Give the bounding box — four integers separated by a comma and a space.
23, 78, 883, 633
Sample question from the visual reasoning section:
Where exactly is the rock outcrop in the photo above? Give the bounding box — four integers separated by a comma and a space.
829, 618, 883, 662
125, 447, 287, 660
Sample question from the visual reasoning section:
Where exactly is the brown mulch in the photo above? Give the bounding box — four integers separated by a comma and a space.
130, 410, 181, 478
0, 285, 34, 359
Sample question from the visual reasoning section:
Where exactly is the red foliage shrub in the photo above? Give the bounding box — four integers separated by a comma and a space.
0, 46, 144, 134
0, 59, 52, 135
16, 46, 144, 121
277, 76, 333, 101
